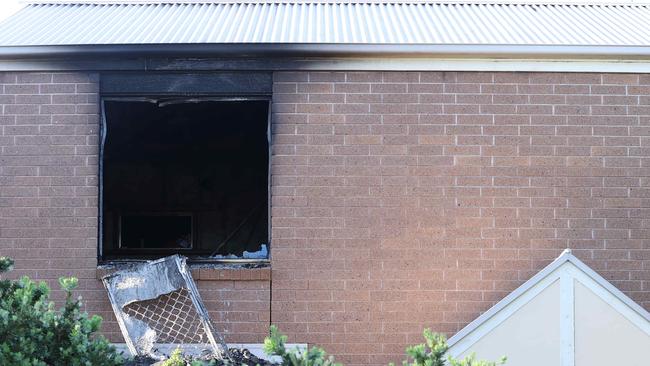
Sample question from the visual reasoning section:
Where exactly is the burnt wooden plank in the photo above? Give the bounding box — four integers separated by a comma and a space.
100, 72, 272, 95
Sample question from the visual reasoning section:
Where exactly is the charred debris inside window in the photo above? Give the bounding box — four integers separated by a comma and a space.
101, 99, 269, 261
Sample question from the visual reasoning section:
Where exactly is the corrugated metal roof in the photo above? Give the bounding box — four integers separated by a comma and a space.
0, 2, 649, 47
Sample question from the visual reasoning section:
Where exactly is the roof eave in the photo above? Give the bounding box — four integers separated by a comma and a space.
1, 44, 650, 60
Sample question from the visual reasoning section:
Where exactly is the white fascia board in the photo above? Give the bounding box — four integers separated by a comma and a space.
0, 57, 649, 73
2, 44, 650, 59
297, 58, 650, 73
21, 1, 650, 6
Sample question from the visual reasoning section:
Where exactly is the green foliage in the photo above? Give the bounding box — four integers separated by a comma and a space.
0, 257, 14, 273
161, 348, 187, 366
390, 328, 448, 366
158, 348, 209, 366
448, 353, 507, 366
0, 258, 123, 366
264, 325, 505, 366
59, 276, 79, 293
264, 325, 341, 366
391, 329, 506, 366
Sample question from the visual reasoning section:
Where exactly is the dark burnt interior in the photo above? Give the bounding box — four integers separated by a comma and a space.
101, 100, 269, 259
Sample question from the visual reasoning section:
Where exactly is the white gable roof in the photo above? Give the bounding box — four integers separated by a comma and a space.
447, 249, 650, 366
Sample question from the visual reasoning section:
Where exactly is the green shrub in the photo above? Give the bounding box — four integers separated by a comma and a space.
0, 257, 13, 273
448, 353, 507, 366
391, 329, 506, 366
390, 328, 447, 366
161, 348, 187, 366
263, 325, 341, 366
159, 348, 205, 366
0, 256, 123, 366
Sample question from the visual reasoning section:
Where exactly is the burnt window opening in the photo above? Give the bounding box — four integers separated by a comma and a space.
101, 99, 269, 260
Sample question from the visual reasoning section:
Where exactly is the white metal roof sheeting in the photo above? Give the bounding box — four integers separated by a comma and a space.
0, 2, 649, 47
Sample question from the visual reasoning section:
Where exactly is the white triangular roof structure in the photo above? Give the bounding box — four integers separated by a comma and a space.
447, 249, 650, 366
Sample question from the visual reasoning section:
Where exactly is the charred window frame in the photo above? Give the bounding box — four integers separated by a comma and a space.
98, 73, 272, 263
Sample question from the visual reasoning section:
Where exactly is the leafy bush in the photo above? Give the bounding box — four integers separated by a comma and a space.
0, 257, 13, 273
159, 348, 205, 366
263, 325, 504, 366
448, 353, 507, 366
391, 329, 506, 366
161, 348, 188, 366
0, 256, 123, 366
391, 329, 447, 366
263, 325, 341, 366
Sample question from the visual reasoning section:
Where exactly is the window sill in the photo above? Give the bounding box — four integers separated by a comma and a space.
96, 260, 270, 281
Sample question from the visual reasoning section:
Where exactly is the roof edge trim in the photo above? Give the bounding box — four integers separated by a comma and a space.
23, 0, 650, 5
2, 44, 650, 59
1, 57, 650, 73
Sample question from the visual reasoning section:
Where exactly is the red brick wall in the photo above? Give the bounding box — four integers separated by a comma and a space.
0, 72, 270, 344
0, 72, 103, 309
270, 71, 650, 365
194, 267, 271, 342
2, 70, 650, 363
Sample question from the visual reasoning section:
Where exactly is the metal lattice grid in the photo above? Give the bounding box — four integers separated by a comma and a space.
123, 287, 210, 345
102, 255, 230, 359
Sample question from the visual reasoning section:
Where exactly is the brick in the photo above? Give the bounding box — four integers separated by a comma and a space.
493, 72, 530, 84
309, 72, 345, 82
602, 74, 639, 85
15, 94, 51, 104
346, 72, 383, 82
16, 73, 52, 83
52, 73, 94, 83
274, 72, 309, 82
382, 72, 419, 83
4, 84, 40, 94
39, 84, 76, 94
519, 84, 554, 94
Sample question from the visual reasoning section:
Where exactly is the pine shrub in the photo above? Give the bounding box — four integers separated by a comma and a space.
0, 256, 123, 366
263, 325, 341, 366
391, 328, 506, 366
